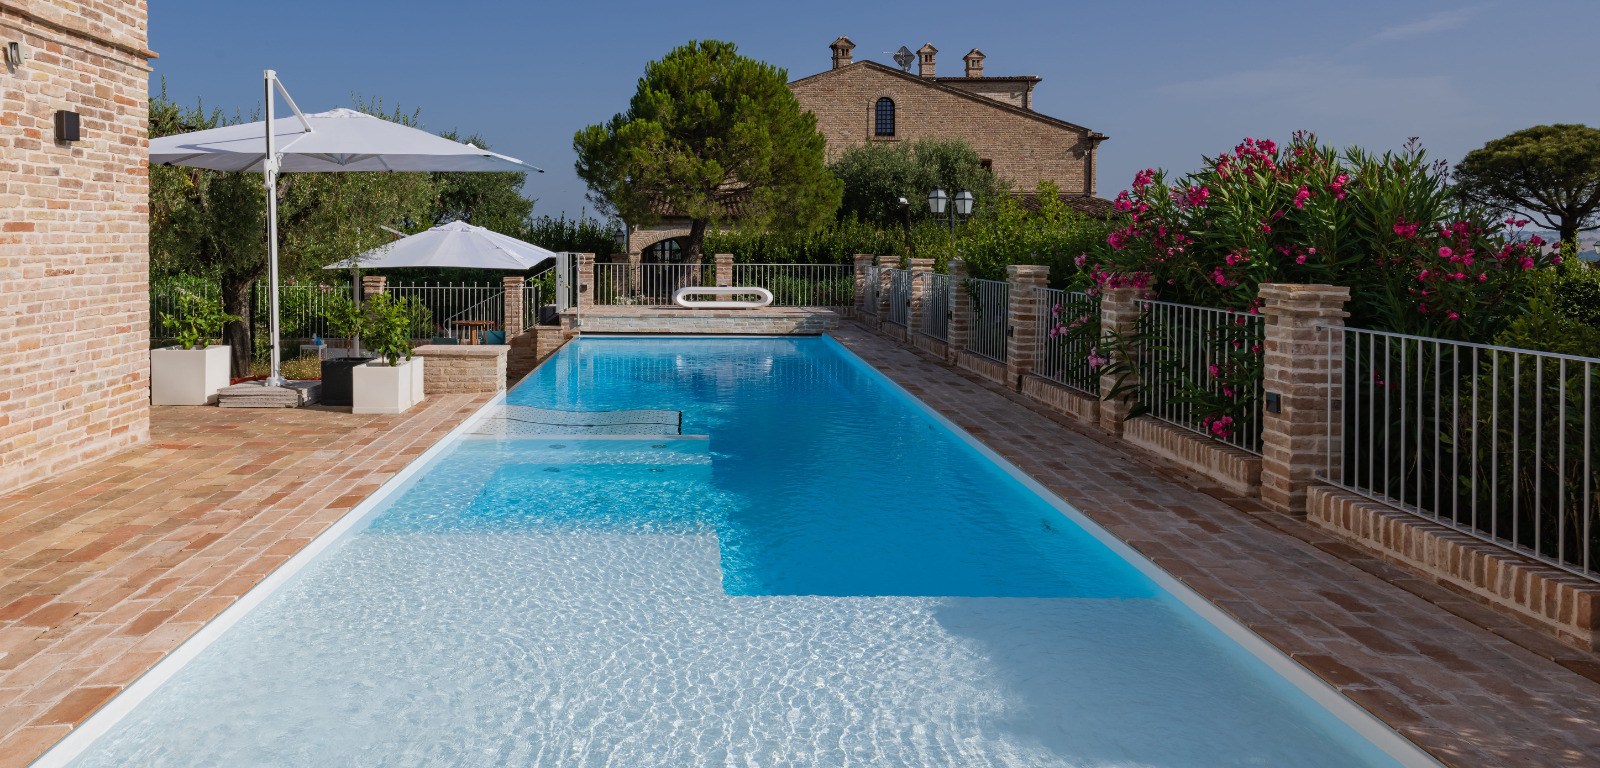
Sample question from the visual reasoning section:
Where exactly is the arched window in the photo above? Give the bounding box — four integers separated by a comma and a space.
641, 238, 684, 263
874, 98, 895, 137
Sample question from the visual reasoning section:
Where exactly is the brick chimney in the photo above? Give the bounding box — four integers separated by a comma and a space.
830, 36, 855, 70
963, 48, 985, 77
917, 43, 937, 78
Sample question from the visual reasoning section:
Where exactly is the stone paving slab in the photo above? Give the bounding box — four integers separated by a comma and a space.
829, 323, 1600, 768
0, 394, 491, 767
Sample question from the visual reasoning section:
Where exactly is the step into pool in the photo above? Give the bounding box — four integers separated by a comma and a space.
53, 337, 1436, 767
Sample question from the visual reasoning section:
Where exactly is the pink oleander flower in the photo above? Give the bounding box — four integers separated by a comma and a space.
1447, 312, 1460, 320
1207, 364, 1220, 377
1075, 253, 1088, 268
1327, 174, 1349, 200
1133, 169, 1156, 190
1295, 254, 1307, 264
1251, 344, 1262, 354
1293, 185, 1311, 209
1438, 247, 1452, 259
1087, 347, 1109, 369
1520, 256, 1535, 269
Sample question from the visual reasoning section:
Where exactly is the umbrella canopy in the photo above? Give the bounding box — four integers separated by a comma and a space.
150, 107, 544, 174
327, 221, 558, 271
147, 70, 546, 386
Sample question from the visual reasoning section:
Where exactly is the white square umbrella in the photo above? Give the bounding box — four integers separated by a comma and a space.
325, 221, 559, 271
148, 71, 544, 385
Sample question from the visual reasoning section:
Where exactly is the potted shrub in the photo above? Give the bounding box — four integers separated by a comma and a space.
151, 289, 239, 405
350, 294, 430, 414
319, 293, 375, 407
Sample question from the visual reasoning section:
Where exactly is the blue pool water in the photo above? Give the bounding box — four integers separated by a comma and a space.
65, 337, 1416, 767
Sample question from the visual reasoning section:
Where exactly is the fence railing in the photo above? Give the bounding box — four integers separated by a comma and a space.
922, 273, 951, 342
1321, 326, 1600, 582
731, 264, 854, 306
387, 282, 503, 340
860, 266, 882, 316
593, 263, 714, 306
965, 278, 1009, 363
885, 269, 911, 326
1136, 299, 1265, 454
1036, 288, 1101, 396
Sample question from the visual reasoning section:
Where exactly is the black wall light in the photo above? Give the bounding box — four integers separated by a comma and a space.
54, 110, 80, 142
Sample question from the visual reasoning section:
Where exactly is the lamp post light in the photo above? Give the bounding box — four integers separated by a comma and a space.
928, 186, 974, 242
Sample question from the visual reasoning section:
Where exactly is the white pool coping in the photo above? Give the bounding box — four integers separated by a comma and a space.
35, 334, 1444, 768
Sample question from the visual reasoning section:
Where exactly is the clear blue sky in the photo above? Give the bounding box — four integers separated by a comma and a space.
150, 0, 1600, 222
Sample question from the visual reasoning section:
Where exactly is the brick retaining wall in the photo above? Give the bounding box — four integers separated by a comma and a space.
1308, 485, 1599, 651
412, 346, 506, 394
1123, 416, 1263, 498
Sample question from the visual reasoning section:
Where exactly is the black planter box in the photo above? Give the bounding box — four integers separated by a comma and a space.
320, 357, 373, 407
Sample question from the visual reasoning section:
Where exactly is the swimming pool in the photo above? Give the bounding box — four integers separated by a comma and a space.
52, 336, 1435, 766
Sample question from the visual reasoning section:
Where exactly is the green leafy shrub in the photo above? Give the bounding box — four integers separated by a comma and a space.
159, 288, 240, 350
321, 293, 431, 364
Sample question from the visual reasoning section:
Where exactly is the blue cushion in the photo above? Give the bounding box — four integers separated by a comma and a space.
484, 330, 507, 345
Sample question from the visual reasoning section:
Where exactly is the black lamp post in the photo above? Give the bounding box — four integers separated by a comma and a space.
928, 187, 974, 242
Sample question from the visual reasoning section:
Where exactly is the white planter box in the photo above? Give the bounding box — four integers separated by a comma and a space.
352, 357, 424, 415
150, 345, 232, 406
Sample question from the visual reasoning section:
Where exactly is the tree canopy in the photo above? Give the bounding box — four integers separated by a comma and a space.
829, 138, 1006, 225
573, 39, 841, 261
1454, 124, 1600, 243
430, 130, 536, 234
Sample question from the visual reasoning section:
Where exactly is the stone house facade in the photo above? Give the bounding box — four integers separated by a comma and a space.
791, 37, 1107, 201
0, 1, 153, 494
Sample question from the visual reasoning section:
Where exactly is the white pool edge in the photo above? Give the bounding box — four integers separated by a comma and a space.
36, 334, 1443, 768
816, 333, 1443, 768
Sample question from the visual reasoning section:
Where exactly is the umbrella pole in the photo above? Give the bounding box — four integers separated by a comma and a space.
263, 70, 286, 387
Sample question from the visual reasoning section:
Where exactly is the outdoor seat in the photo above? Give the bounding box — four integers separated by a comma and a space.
483, 330, 507, 345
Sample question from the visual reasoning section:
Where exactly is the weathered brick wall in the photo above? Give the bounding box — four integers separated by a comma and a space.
0, 1, 152, 494
790, 64, 1098, 196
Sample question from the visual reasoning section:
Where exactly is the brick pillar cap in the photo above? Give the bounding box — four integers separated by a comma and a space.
1257, 283, 1350, 303
879, 255, 901, 268
906, 257, 936, 269
1006, 264, 1050, 281
949, 258, 967, 276
852, 254, 874, 265
502, 275, 524, 286
713, 253, 734, 261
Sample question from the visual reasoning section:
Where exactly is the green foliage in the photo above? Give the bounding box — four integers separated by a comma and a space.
1455, 124, 1600, 244
518, 213, 617, 257
1493, 242, 1600, 358
936, 181, 1106, 282
430, 130, 536, 234
703, 216, 918, 264
829, 138, 1006, 225
159, 288, 240, 349
574, 40, 842, 261
321, 293, 431, 365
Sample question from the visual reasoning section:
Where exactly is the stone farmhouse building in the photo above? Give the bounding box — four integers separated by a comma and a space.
0, 1, 153, 494
622, 36, 1109, 263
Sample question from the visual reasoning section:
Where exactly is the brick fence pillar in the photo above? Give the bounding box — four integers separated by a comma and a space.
714, 253, 734, 301
852, 254, 874, 316
1005, 264, 1049, 390
361, 274, 386, 299
1097, 286, 1142, 435
503, 276, 524, 333
948, 258, 971, 359
1259, 284, 1350, 515
576, 252, 595, 312
905, 257, 935, 336
876, 254, 900, 318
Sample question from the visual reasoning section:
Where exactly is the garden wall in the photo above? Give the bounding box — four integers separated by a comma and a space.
0, 1, 153, 494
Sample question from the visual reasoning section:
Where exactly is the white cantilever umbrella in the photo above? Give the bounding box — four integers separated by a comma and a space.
148, 70, 544, 385
325, 221, 559, 271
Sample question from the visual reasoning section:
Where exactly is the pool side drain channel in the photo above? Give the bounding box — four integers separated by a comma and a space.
470, 406, 682, 437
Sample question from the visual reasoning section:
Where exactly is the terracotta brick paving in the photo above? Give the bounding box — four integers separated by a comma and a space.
0, 394, 490, 767
5, 330, 1600, 767
831, 323, 1600, 768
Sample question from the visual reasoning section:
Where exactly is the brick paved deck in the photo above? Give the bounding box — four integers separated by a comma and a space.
830, 323, 1600, 768
0, 394, 492, 767
5, 329, 1600, 767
